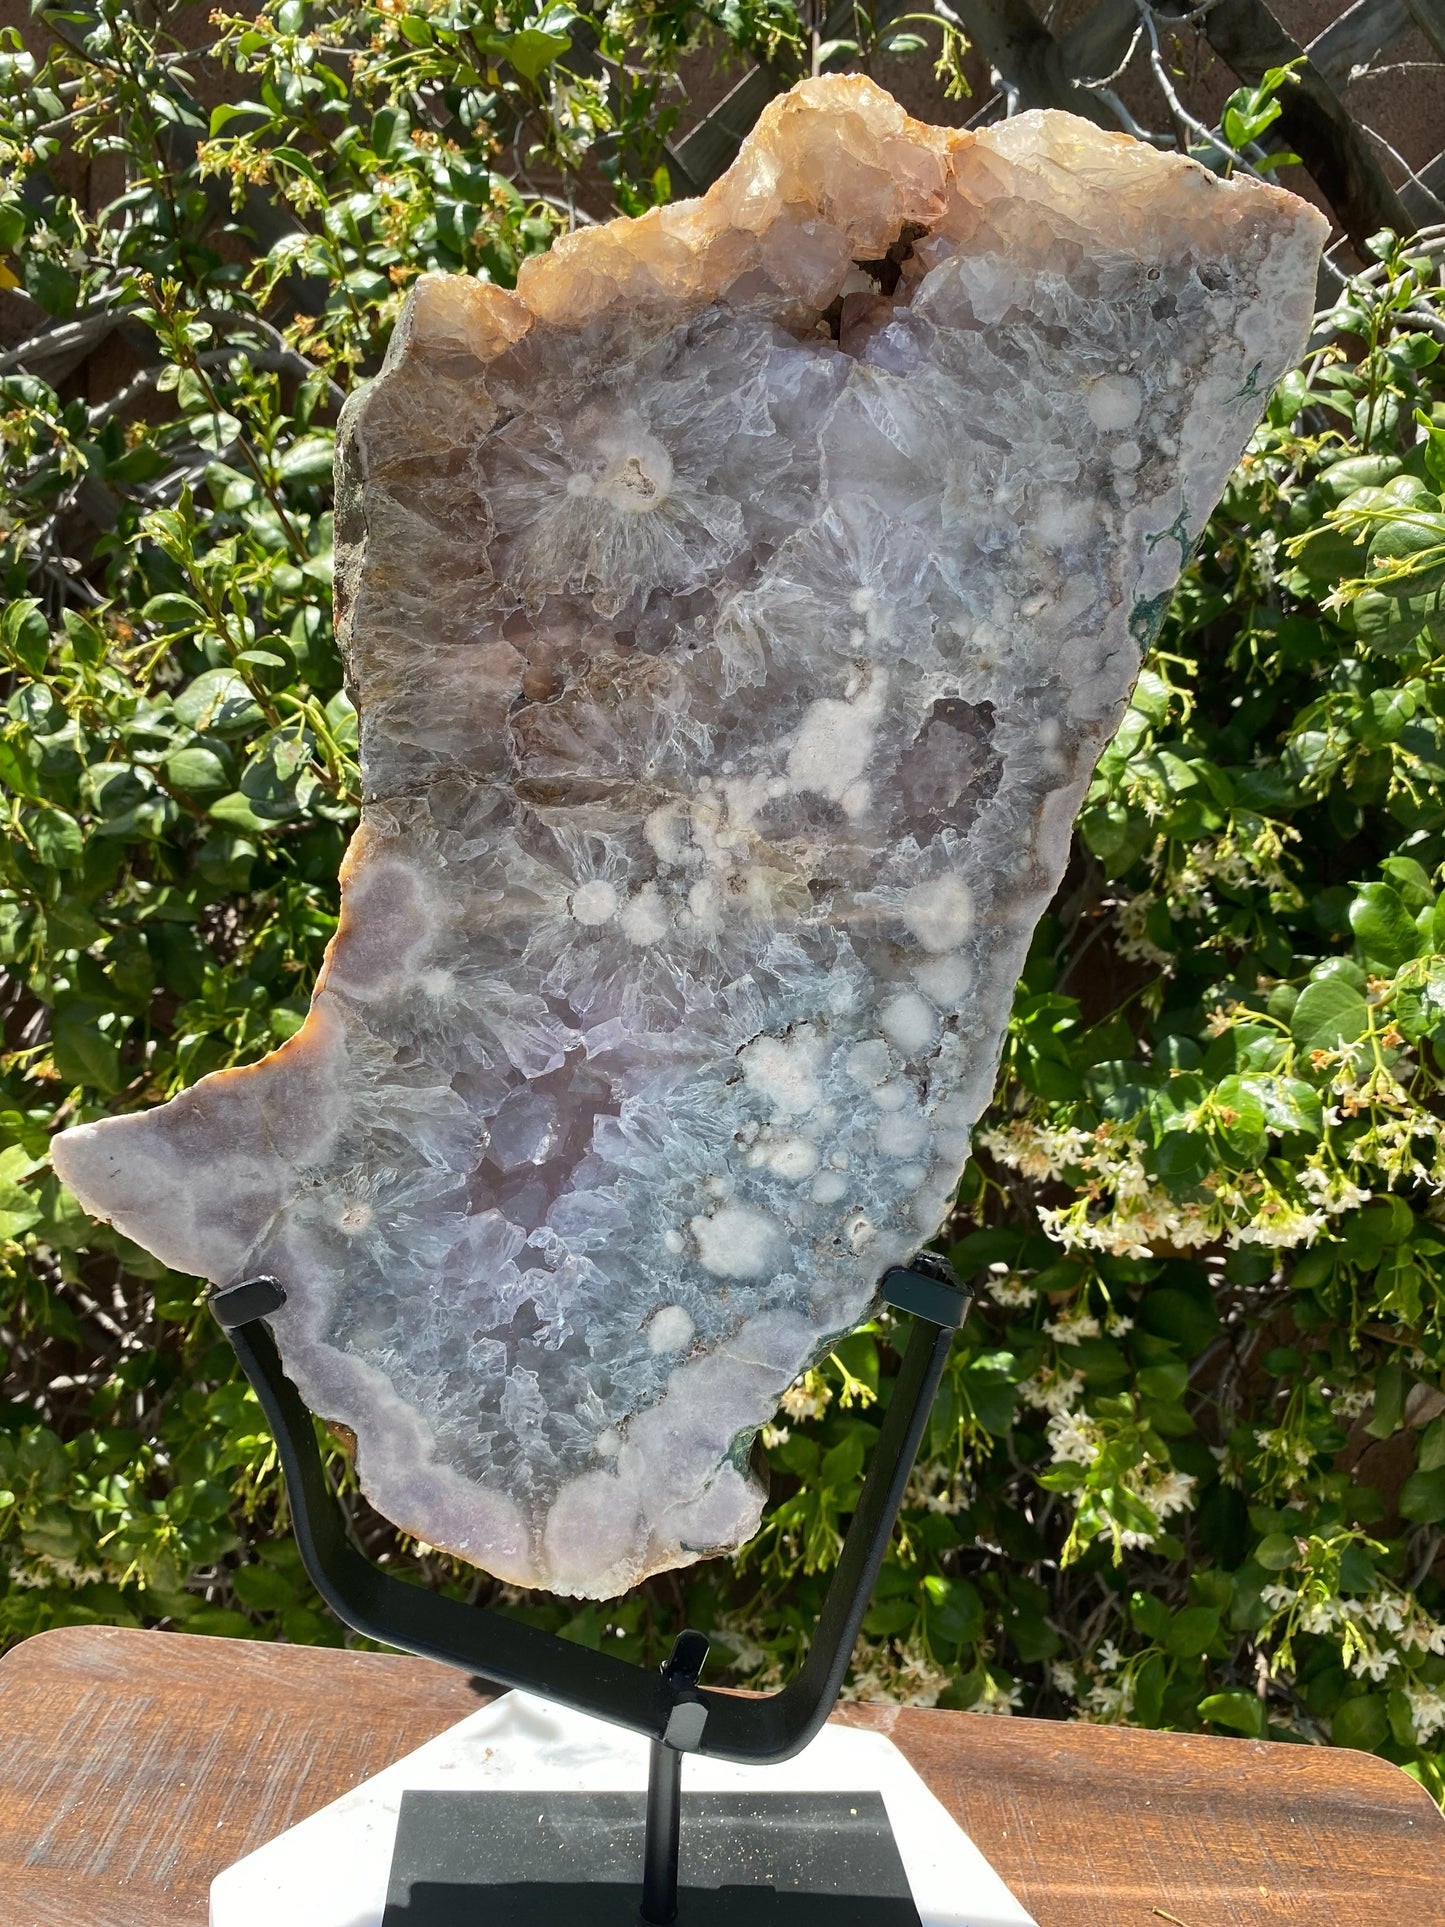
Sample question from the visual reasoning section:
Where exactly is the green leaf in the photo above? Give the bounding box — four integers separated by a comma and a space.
1290, 976, 1368, 1055
0, 735, 41, 801
1164, 1605, 1220, 1657
26, 808, 83, 869
142, 593, 207, 631
270, 144, 327, 194
1399, 1465, 1445, 1524
189, 410, 242, 454
205, 461, 256, 511
1419, 1413, 1445, 1474
958, 1362, 1017, 1435
1295, 523, 1366, 583
1139, 1287, 1221, 1354
1256, 1532, 1299, 1571
208, 791, 282, 833
939, 1667, 988, 1712
1365, 1360, 1406, 1439
174, 670, 264, 737
1331, 1694, 1389, 1751
61, 609, 105, 665
162, 746, 231, 797
231, 1563, 296, 1611
2, 599, 50, 675
208, 100, 266, 136
270, 1003, 307, 1042
1349, 882, 1421, 972
1368, 510, 1445, 595
46, 899, 106, 949
1198, 1690, 1266, 1737
1388, 333, 1441, 371
505, 27, 571, 81
1248, 1076, 1323, 1138
179, 1607, 258, 1639
1137, 1360, 1189, 1404
1129, 1588, 1170, 1643
50, 1001, 122, 1094
1388, 1688, 1417, 1747
0, 1144, 42, 1240
863, 1598, 916, 1638
370, 104, 408, 156
1134, 1651, 1166, 1726
769, 1433, 817, 1479
1381, 855, 1434, 904
819, 1430, 867, 1489
1320, 454, 1402, 502
923, 1574, 983, 1649
276, 434, 335, 484
1211, 1075, 1268, 1158
1354, 584, 1445, 655
20, 253, 78, 318
234, 645, 295, 692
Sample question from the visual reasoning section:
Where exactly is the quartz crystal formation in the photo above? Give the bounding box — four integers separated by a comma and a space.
52, 78, 1325, 1598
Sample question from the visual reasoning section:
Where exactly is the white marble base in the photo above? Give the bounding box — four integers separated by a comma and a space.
209, 1688, 1036, 1927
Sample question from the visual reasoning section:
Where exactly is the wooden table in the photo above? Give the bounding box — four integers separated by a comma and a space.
1, 1625, 1440, 1926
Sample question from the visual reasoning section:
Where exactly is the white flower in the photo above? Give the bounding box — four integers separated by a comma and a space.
1229, 1200, 1328, 1249
1082, 1675, 1135, 1721
1019, 1367, 1086, 1415
1405, 1681, 1445, 1745
987, 1269, 1039, 1307
1150, 1469, 1196, 1519
1046, 1410, 1100, 1466
979, 1120, 1092, 1182
971, 1673, 1024, 1716
780, 1373, 830, 1423
1043, 1304, 1101, 1342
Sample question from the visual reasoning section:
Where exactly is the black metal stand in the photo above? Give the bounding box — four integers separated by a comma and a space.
642, 1631, 709, 1923
215, 1256, 968, 1923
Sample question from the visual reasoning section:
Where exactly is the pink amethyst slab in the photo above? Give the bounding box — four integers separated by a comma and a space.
52, 78, 1325, 1597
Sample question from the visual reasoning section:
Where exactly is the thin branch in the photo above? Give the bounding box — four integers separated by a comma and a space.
1089, 83, 1171, 141
1138, 0, 1250, 163
1306, 0, 1413, 88
1074, 19, 1144, 86
91, 346, 346, 428
1355, 120, 1445, 225
1341, 58, 1445, 79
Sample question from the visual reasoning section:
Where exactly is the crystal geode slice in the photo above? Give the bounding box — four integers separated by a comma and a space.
52, 78, 1325, 1598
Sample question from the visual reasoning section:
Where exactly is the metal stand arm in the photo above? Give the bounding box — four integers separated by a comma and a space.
215, 1259, 968, 1768
640, 1631, 708, 1925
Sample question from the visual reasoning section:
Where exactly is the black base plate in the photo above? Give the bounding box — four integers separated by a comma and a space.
382, 1788, 923, 1925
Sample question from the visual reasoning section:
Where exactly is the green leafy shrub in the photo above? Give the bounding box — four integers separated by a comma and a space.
722, 232, 1445, 1799
3, 0, 1445, 1805
0, 0, 746, 1646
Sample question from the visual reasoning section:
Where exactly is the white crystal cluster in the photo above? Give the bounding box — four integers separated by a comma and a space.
52, 80, 1325, 1597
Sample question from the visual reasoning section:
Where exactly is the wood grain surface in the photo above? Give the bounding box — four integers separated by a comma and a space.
0, 1624, 1440, 1927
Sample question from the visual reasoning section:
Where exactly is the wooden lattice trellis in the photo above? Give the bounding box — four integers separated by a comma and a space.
665, 0, 1445, 266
